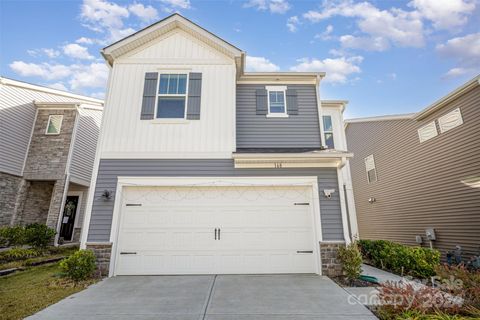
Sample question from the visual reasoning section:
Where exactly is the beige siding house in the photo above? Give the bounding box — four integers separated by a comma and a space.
345, 75, 480, 260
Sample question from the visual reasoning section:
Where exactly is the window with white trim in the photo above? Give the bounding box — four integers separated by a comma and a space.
45, 115, 63, 135
417, 121, 438, 143
266, 86, 287, 117
365, 154, 377, 183
156, 74, 188, 119
438, 108, 463, 133
322, 115, 335, 149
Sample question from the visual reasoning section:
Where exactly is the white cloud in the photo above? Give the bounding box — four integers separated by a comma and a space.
48, 82, 69, 91
389, 72, 397, 80
69, 63, 109, 90
339, 35, 390, 51
409, 0, 476, 30
81, 0, 129, 31
76, 37, 95, 45
9, 61, 72, 80
290, 56, 363, 83
244, 0, 291, 14
436, 32, 480, 77
303, 1, 425, 49
27, 48, 61, 58
129, 3, 159, 23
63, 43, 95, 60
286, 16, 300, 32
443, 68, 471, 78
160, 0, 191, 9
246, 56, 280, 72
315, 24, 334, 40
90, 91, 106, 99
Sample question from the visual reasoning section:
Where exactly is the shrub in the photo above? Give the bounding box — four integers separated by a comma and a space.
435, 265, 480, 308
338, 241, 363, 282
0, 226, 27, 247
60, 250, 96, 281
0, 247, 41, 263
358, 239, 440, 278
24, 223, 56, 249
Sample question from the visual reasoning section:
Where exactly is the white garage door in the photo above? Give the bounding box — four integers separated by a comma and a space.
114, 186, 317, 275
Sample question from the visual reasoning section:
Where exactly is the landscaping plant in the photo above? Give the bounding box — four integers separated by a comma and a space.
24, 223, 56, 249
0, 226, 27, 247
0, 247, 41, 263
435, 265, 480, 308
59, 250, 96, 282
338, 241, 363, 284
358, 239, 440, 278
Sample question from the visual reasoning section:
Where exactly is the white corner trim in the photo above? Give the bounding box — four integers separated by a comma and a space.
107, 176, 322, 276
336, 168, 352, 244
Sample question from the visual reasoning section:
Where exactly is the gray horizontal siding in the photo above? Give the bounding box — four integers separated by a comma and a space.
70, 108, 102, 185
87, 159, 344, 242
236, 84, 322, 148
346, 85, 480, 260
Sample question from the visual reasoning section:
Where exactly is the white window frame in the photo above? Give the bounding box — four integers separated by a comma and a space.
322, 115, 335, 149
45, 115, 63, 135
438, 108, 463, 133
365, 154, 377, 183
154, 73, 189, 120
266, 85, 288, 118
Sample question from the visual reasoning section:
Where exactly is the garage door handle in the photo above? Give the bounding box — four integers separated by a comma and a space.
214, 228, 218, 240
296, 250, 313, 254
218, 228, 221, 240
120, 252, 137, 255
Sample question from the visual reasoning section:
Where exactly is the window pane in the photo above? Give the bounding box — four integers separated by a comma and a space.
157, 97, 185, 118
324, 133, 335, 149
47, 115, 62, 134
178, 74, 187, 94
368, 169, 377, 183
159, 74, 169, 94
323, 116, 333, 132
269, 91, 285, 113
168, 74, 178, 94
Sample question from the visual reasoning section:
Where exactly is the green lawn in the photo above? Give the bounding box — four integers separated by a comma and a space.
0, 263, 92, 320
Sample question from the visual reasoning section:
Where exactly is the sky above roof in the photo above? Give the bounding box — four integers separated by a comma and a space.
1, 0, 479, 118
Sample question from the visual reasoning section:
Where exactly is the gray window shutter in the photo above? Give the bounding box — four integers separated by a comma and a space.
286, 89, 298, 115
186, 72, 202, 120
256, 89, 268, 115
141, 72, 158, 120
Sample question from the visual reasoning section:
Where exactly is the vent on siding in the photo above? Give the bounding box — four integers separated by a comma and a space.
418, 121, 438, 143
438, 108, 463, 133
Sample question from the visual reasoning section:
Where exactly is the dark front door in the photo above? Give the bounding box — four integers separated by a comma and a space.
59, 196, 79, 241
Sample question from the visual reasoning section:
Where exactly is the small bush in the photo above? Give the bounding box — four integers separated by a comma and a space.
338, 241, 363, 282
60, 250, 96, 281
0, 226, 27, 247
24, 223, 56, 249
358, 239, 440, 278
0, 247, 41, 263
435, 265, 480, 308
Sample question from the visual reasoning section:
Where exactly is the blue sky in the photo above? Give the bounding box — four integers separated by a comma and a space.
1, 0, 479, 118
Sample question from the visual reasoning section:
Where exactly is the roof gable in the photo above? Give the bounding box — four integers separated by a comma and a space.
102, 14, 243, 66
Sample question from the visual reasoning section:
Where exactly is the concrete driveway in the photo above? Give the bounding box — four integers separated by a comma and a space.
29, 275, 377, 320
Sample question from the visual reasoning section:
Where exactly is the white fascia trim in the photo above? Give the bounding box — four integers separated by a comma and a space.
108, 176, 323, 276
0, 77, 103, 105
336, 168, 351, 244
345, 113, 416, 124
100, 151, 234, 159
232, 152, 353, 159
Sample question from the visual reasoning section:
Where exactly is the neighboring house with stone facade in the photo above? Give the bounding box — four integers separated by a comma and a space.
0, 77, 103, 244
80, 14, 358, 277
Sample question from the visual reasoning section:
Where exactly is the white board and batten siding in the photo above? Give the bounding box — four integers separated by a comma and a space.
0, 80, 101, 176
69, 107, 103, 186
100, 29, 237, 159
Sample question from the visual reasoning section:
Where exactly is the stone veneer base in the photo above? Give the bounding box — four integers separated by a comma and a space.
86, 243, 112, 277
320, 241, 345, 277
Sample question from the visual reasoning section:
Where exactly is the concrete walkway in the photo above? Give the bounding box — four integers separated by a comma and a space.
28, 275, 377, 320
360, 264, 403, 283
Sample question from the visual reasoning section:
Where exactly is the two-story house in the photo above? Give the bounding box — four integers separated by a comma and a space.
345, 75, 480, 261
0, 77, 103, 244
80, 14, 358, 277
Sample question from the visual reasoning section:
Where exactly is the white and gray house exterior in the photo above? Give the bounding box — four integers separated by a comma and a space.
81, 14, 358, 277
0, 77, 103, 243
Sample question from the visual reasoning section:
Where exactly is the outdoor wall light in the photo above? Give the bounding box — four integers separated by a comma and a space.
101, 189, 112, 200
368, 197, 376, 204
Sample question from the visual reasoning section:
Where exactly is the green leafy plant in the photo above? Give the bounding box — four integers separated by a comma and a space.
435, 265, 480, 308
358, 239, 440, 278
338, 241, 363, 283
24, 223, 56, 249
0, 226, 27, 247
0, 247, 41, 263
59, 250, 96, 281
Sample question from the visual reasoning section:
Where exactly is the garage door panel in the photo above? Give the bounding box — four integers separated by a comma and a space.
116, 186, 317, 275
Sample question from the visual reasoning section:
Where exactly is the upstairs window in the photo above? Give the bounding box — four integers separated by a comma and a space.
365, 154, 377, 183
156, 74, 187, 118
266, 86, 287, 117
323, 115, 335, 149
46, 115, 63, 135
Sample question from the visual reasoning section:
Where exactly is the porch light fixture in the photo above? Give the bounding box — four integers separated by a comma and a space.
101, 189, 112, 200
